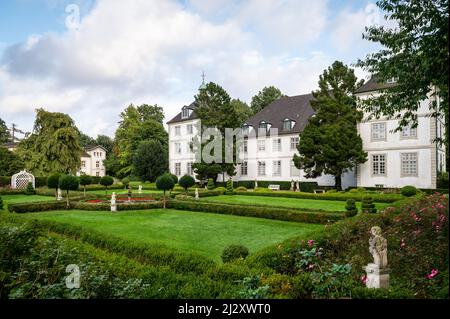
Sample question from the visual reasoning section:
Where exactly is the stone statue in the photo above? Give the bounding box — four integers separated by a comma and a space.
295, 180, 300, 192
111, 192, 117, 212
369, 226, 388, 268
364, 226, 389, 289
290, 180, 294, 191
138, 185, 142, 194
195, 188, 199, 200
254, 180, 258, 189
57, 188, 62, 201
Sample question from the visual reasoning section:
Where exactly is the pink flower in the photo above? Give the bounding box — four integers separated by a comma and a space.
427, 269, 438, 279
361, 275, 367, 285
307, 239, 314, 247
400, 239, 406, 248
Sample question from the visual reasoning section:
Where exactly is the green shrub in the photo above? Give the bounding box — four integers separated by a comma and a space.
348, 188, 359, 193
0, 195, 3, 210
326, 189, 337, 193
215, 186, 226, 192
401, 185, 417, 197
100, 176, 114, 194
170, 174, 178, 186
221, 245, 249, 263
8, 201, 68, 213
34, 177, 48, 188
437, 172, 449, 189
174, 194, 194, 201
79, 174, 92, 197
235, 186, 247, 192
25, 182, 35, 195
207, 178, 215, 190
345, 199, 358, 217
121, 177, 130, 188
47, 173, 60, 199
361, 196, 377, 214
59, 175, 79, 206
156, 173, 175, 208
226, 179, 233, 194
357, 187, 366, 192
0, 176, 10, 187
90, 175, 101, 184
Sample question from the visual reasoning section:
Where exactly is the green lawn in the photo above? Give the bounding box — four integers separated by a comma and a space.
201, 195, 390, 211
0, 194, 54, 210
19, 209, 323, 261
85, 189, 164, 195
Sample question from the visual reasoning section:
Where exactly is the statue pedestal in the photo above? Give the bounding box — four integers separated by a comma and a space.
364, 264, 390, 289
111, 204, 117, 212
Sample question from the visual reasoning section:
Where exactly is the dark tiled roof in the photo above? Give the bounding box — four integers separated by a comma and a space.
81, 150, 91, 157
245, 93, 315, 136
166, 102, 197, 124
355, 75, 398, 94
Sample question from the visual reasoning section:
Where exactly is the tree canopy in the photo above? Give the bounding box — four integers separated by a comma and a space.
0, 118, 9, 144
16, 108, 83, 175
250, 86, 284, 114
293, 61, 367, 190
0, 147, 24, 176
132, 140, 168, 182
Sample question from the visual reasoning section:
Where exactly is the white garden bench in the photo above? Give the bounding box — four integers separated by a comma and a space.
268, 184, 280, 191
313, 189, 325, 194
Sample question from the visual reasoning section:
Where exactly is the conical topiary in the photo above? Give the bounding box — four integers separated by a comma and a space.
345, 199, 358, 217
361, 196, 377, 214
226, 178, 234, 194
25, 182, 35, 195
207, 178, 215, 190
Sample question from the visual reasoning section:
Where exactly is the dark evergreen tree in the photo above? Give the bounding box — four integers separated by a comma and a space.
132, 140, 167, 182
250, 86, 284, 114
293, 61, 367, 190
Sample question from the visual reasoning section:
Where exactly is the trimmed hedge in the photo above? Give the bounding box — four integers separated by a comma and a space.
218, 180, 320, 192
8, 201, 68, 214
0, 189, 25, 195
235, 190, 402, 203
168, 200, 344, 224
0, 176, 10, 187
185, 189, 224, 198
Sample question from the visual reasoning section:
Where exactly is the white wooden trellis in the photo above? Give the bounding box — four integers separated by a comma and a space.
11, 170, 35, 189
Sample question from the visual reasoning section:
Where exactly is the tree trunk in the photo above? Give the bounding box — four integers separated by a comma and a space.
335, 174, 342, 191
55, 188, 57, 200
84, 186, 86, 198
163, 190, 166, 209
66, 190, 70, 208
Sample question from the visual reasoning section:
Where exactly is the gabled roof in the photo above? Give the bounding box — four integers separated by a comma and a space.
245, 93, 315, 136
166, 102, 198, 124
81, 150, 91, 158
355, 75, 398, 94
84, 145, 107, 153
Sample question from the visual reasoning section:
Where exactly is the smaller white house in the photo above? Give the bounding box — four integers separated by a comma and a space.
78, 145, 107, 177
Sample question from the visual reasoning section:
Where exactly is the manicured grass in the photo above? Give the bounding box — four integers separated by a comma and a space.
85, 189, 164, 195
0, 194, 54, 210
19, 209, 323, 261
201, 195, 390, 211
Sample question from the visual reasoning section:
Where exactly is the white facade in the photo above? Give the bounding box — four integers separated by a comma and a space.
356, 90, 446, 189
78, 146, 107, 177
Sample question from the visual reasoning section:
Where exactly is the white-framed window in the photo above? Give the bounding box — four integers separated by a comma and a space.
186, 162, 193, 175
181, 108, 191, 119
258, 140, 266, 152
96, 161, 100, 168
175, 163, 181, 176
372, 154, 386, 176
273, 160, 281, 176
386, 77, 398, 84
81, 161, 86, 168
100, 152, 102, 157
258, 161, 266, 176
401, 153, 418, 176
241, 162, 248, 176
243, 137, 248, 154
400, 125, 417, 139
371, 122, 386, 141
175, 142, 182, 154
241, 125, 250, 135
174, 126, 181, 136
290, 160, 300, 177
187, 124, 193, 135
273, 138, 282, 152
290, 137, 299, 151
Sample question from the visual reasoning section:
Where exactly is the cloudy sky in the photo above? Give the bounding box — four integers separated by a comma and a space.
0, 0, 386, 138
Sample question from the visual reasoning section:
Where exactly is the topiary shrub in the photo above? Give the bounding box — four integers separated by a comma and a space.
25, 182, 35, 195
345, 199, 358, 217
174, 194, 194, 201
59, 175, 79, 207
235, 186, 247, 192
79, 174, 92, 198
326, 189, 337, 193
226, 179, 233, 194
215, 186, 226, 193
207, 178, 215, 190
170, 174, 179, 187
361, 196, 377, 214
121, 177, 130, 188
348, 188, 359, 193
100, 176, 114, 195
401, 185, 417, 197
221, 245, 249, 263
156, 173, 175, 208
179, 174, 195, 194
47, 173, 60, 200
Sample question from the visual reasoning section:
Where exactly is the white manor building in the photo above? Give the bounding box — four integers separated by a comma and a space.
77, 145, 107, 177
167, 78, 446, 190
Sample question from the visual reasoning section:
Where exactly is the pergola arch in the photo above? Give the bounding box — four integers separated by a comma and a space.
11, 170, 35, 189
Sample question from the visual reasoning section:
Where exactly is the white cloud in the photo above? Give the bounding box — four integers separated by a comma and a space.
0, 0, 363, 137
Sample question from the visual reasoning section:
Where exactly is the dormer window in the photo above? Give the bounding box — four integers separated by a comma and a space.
181, 107, 192, 119
282, 119, 295, 131
259, 121, 271, 133
241, 124, 250, 135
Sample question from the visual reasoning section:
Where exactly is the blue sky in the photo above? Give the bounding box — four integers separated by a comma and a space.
0, 0, 386, 137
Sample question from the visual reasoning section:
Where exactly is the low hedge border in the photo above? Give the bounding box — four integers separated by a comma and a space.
26, 218, 216, 275
8, 201, 68, 213
168, 200, 344, 224
234, 190, 403, 203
